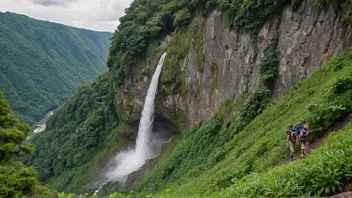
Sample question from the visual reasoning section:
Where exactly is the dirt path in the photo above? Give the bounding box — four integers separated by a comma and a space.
277, 114, 352, 166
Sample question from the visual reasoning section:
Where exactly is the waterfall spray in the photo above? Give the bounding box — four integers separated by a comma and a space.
105, 52, 167, 183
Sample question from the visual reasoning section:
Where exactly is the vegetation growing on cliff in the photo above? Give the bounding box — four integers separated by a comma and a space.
108, 0, 307, 85
127, 48, 352, 196
0, 12, 111, 124
259, 41, 279, 88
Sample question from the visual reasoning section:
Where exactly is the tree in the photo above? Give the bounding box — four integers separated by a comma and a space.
0, 92, 38, 197
173, 8, 192, 28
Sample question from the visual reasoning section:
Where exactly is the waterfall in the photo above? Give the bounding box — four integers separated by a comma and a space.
104, 52, 167, 184
135, 52, 166, 159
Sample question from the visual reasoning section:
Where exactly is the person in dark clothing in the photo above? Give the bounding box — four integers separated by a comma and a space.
286, 125, 298, 159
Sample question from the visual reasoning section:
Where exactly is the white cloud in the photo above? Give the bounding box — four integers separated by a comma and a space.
0, 0, 133, 32
30, 0, 79, 6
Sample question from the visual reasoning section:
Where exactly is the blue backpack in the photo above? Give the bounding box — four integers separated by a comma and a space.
301, 129, 309, 142
295, 124, 302, 134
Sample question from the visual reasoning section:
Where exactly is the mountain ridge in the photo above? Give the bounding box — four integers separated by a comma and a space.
0, 12, 112, 124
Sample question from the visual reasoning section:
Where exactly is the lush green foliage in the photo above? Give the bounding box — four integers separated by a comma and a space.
0, 12, 111, 124
309, 0, 333, 7
342, 15, 352, 26
291, 0, 303, 10
24, 73, 124, 192
224, 41, 278, 140
107, 0, 211, 84
259, 41, 279, 88
0, 92, 38, 197
108, 0, 291, 85
126, 49, 352, 196
226, 89, 272, 136
220, 0, 285, 34
0, 92, 33, 163
134, 116, 222, 193
173, 9, 192, 28
211, 122, 352, 197
57, 116, 352, 198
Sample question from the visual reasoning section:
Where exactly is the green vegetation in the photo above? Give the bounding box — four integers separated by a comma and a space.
0, 92, 36, 197
220, 0, 285, 34
126, 48, 352, 196
259, 41, 279, 88
291, 0, 303, 11
211, 122, 352, 197
0, 12, 111, 124
108, 0, 295, 85
20, 0, 352, 196
309, 0, 334, 8
0, 92, 57, 197
24, 73, 126, 192
134, 116, 223, 193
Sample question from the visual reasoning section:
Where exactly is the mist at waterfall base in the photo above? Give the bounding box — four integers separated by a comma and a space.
104, 53, 167, 184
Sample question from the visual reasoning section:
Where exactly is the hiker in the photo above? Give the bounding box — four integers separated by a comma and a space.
299, 124, 310, 158
295, 121, 303, 135
286, 125, 298, 159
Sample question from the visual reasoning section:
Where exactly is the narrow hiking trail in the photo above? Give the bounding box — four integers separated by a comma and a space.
277, 114, 352, 166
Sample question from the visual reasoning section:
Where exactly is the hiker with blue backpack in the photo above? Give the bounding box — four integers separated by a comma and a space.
286, 125, 298, 159
295, 121, 303, 135
299, 124, 311, 158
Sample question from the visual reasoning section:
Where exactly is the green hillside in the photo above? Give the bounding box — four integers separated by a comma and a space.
30, 46, 352, 198
127, 48, 352, 197
0, 12, 111, 124
58, 48, 352, 197
24, 48, 166, 193
24, 73, 122, 192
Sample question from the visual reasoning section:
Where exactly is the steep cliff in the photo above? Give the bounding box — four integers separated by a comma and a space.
115, 1, 352, 128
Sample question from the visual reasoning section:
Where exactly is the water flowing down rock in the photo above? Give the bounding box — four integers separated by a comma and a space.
105, 53, 167, 183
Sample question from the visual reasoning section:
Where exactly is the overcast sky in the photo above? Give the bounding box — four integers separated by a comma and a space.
0, 0, 133, 32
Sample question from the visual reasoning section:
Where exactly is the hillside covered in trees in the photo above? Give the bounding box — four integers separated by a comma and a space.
0, 12, 111, 124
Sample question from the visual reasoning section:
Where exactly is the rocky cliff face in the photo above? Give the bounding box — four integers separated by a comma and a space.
115, 1, 352, 128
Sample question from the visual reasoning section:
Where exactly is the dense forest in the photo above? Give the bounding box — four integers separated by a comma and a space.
0, 12, 111, 124
24, 72, 124, 192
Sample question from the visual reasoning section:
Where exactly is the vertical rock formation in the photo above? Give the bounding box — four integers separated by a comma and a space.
115, 1, 352, 128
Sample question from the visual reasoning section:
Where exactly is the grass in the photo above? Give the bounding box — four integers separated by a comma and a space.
127, 48, 352, 196
57, 120, 352, 197
209, 122, 352, 197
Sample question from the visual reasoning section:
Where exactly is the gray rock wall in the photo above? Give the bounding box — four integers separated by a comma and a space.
115, 1, 352, 128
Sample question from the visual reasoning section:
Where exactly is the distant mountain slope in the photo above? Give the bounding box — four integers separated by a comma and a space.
0, 12, 112, 124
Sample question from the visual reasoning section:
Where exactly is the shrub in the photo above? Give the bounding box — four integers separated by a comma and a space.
291, 0, 303, 11
342, 15, 352, 26
259, 41, 279, 88
173, 8, 192, 28
309, 0, 333, 8
229, 89, 272, 135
